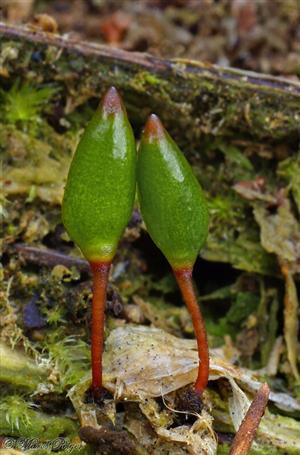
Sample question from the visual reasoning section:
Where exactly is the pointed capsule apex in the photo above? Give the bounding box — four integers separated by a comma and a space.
102, 86, 123, 115
143, 114, 165, 142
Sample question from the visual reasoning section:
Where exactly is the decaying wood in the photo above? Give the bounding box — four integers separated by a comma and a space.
0, 22, 299, 150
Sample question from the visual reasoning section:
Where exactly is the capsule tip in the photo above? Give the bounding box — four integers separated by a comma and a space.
143, 113, 165, 141
102, 86, 123, 114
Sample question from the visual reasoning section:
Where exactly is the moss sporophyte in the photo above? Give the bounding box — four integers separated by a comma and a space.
137, 114, 210, 395
62, 90, 209, 397
62, 87, 136, 394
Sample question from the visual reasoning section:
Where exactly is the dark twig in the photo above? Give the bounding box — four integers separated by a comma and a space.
0, 22, 299, 144
228, 383, 270, 455
13, 243, 90, 273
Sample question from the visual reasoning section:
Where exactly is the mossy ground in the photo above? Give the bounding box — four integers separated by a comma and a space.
1, 50, 299, 454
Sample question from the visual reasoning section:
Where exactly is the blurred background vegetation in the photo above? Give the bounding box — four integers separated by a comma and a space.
1, 0, 300, 77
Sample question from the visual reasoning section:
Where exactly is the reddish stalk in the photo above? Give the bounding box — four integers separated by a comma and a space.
89, 261, 111, 394
229, 383, 270, 455
174, 267, 209, 395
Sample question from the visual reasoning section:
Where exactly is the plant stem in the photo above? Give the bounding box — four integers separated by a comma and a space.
89, 261, 111, 394
174, 267, 209, 395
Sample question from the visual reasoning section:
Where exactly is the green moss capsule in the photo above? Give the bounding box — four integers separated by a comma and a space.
137, 114, 210, 395
137, 114, 209, 270
62, 87, 136, 394
62, 86, 136, 263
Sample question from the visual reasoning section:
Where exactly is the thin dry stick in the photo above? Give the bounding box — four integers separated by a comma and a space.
228, 383, 270, 455
13, 243, 90, 272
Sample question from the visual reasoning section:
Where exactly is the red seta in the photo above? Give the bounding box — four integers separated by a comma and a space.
174, 267, 209, 395
89, 261, 111, 393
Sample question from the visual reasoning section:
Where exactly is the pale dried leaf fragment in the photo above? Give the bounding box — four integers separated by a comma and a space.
233, 177, 275, 203
68, 325, 300, 454
254, 202, 300, 262
157, 412, 217, 455
254, 201, 300, 380
103, 324, 199, 398
253, 200, 300, 271
281, 263, 300, 382
277, 154, 300, 215
264, 336, 283, 376
101, 326, 300, 412
139, 397, 217, 455
228, 378, 251, 432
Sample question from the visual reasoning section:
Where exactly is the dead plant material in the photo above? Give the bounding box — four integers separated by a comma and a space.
79, 426, 135, 455
281, 262, 300, 382
228, 383, 270, 455
12, 243, 90, 273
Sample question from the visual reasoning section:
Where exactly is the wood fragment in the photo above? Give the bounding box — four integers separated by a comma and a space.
228, 383, 270, 455
12, 243, 90, 273
0, 22, 299, 148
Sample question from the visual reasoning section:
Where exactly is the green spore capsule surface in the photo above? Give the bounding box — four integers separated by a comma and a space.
137, 114, 209, 270
62, 87, 136, 262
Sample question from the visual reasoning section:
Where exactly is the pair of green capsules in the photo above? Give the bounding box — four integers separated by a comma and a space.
62, 87, 209, 397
